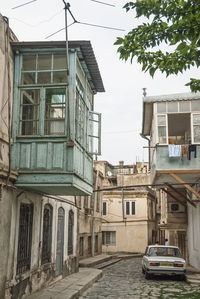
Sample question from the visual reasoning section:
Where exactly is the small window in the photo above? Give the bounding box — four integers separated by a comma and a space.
102, 201, 107, 216
167, 102, 178, 112
157, 102, 166, 113
179, 101, 190, 112
45, 88, 66, 135
102, 231, 116, 245
157, 115, 167, 144
191, 100, 200, 111
125, 201, 135, 216
192, 113, 200, 143
20, 89, 40, 135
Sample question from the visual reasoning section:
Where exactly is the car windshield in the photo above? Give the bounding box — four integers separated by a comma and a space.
148, 247, 181, 257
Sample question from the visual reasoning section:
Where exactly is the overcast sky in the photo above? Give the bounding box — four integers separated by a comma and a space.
1, 0, 199, 165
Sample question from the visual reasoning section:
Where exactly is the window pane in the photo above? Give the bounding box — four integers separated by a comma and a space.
168, 113, 190, 145
157, 102, 166, 113
157, 115, 166, 126
168, 102, 178, 112
38, 54, 51, 70
126, 202, 130, 215
191, 100, 200, 111
103, 202, 107, 216
45, 88, 66, 135
38, 72, 51, 84
194, 126, 200, 143
53, 71, 66, 83
193, 114, 200, 125
54, 54, 67, 69
20, 89, 40, 135
158, 127, 166, 144
179, 101, 190, 112
21, 72, 35, 84
131, 202, 135, 215
22, 55, 36, 71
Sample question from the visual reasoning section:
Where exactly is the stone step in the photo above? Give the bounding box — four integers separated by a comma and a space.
94, 258, 121, 269
187, 278, 200, 285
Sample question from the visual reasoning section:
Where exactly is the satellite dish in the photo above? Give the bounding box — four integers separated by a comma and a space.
107, 171, 112, 177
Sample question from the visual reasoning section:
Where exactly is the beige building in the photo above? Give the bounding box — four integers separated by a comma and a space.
94, 161, 156, 254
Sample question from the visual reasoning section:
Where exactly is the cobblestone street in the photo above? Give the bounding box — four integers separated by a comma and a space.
80, 258, 200, 299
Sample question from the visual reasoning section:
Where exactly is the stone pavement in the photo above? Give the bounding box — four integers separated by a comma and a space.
27, 268, 102, 299
26, 254, 200, 298
80, 257, 200, 299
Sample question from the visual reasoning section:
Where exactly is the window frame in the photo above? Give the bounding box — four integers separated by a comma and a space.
102, 201, 108, 216
125, 201, 136, 216
41, 204, 53, 264
191, 113, 200, 144
102, 231, 116, 245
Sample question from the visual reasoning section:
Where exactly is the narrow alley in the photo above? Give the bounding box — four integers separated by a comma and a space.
81, 258, 200, 299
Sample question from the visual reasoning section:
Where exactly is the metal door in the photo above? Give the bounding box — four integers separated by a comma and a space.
56, 207, 65, 276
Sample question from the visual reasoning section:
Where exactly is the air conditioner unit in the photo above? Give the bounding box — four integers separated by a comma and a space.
169, 203, 185, 213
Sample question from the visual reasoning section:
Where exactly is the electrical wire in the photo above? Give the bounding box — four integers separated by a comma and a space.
12, 0, 37, 10
90, 0, 115, 7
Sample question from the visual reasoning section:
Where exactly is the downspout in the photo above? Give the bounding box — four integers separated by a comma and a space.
91, 170, 99, 256
140, 133, 151, 170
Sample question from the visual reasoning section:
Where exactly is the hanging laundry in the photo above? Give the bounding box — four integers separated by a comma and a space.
168, 145, 182, 157
181, 145, 189, 160
189, 144, 197, 160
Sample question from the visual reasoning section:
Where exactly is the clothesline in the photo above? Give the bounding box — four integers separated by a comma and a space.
168, 144, 197, 160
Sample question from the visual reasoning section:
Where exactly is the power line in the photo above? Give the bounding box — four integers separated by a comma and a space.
90, 0, 115, 7
12, 0, 37, 10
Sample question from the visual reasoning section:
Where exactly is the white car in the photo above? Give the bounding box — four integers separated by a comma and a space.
142, 245, 186, 280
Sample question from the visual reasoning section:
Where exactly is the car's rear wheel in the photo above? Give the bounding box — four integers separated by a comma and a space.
145, 271, 151, 279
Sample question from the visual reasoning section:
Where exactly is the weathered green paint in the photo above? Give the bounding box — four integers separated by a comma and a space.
11, 48, 96, 195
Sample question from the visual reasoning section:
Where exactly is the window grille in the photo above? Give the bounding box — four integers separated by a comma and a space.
41, 204, 53, 264
68, 210, 74, 255
79, 237, 84, 256
17, 203, 33, 274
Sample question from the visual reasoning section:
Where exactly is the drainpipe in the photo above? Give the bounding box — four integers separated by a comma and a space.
140, 133, 151, 170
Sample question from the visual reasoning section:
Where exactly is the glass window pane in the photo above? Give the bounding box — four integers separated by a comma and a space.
191, 100, 200, 111
38, 54, 51, 70
126, 202, 130, 215
157, 115, 166, 126
193, 114, 200, 125
20, 89, 40, 135
21, 72, 35, 84
132, 202, 135, 215
22, 55, 36, 71
38, 72, 51, 84
53, 71, 66, 83
194, 126, 200, 143
168, 102, 178, 112
53, 54, 67, 69
179, 101, 190, 112
157, 102, 166, 113
158, 127, 166, 143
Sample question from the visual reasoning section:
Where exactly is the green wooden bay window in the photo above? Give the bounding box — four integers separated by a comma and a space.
11, 41, 105, 195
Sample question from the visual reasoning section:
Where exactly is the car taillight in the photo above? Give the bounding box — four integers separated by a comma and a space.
150, 262, 160, 266
174, 263, 184, 267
